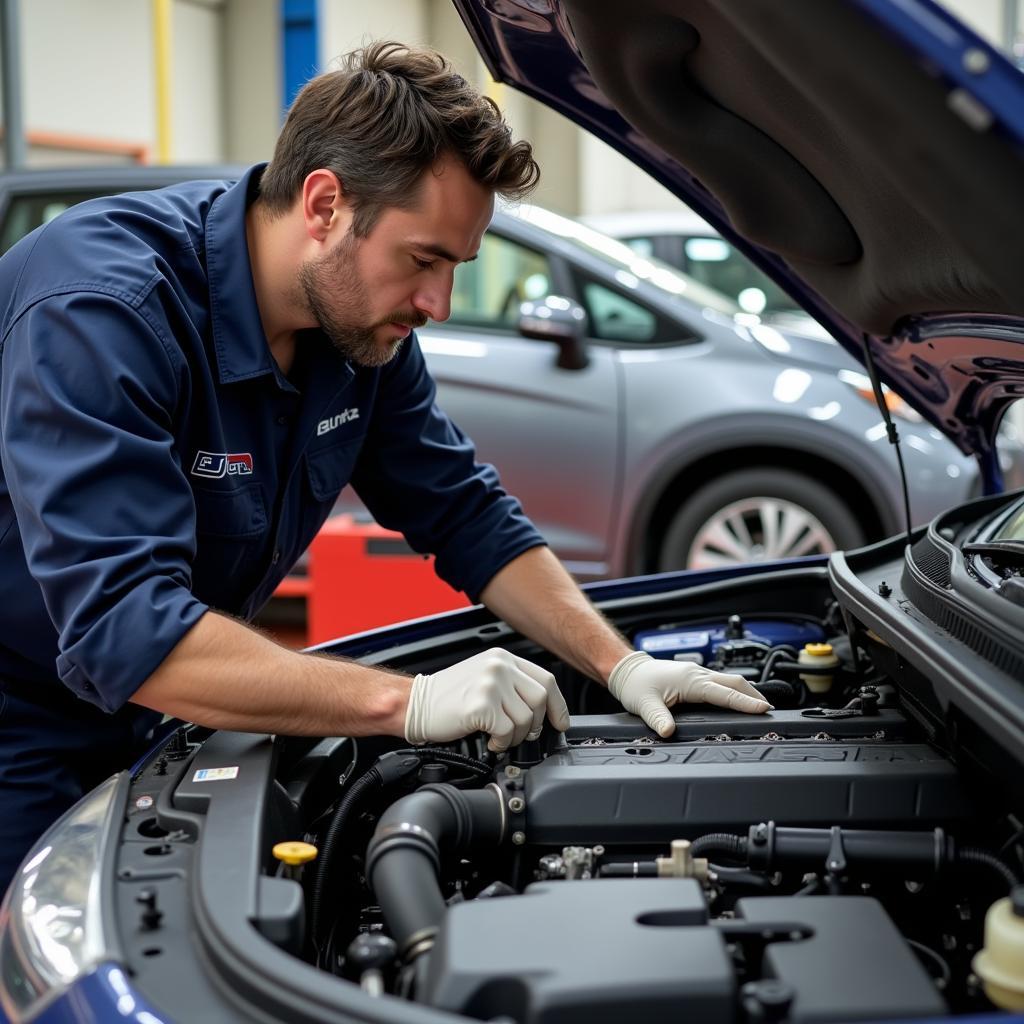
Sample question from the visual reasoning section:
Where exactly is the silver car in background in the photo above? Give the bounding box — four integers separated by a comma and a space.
425, 202, 977, 576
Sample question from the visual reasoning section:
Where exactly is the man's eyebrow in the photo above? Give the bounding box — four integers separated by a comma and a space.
414, 243, 478, 264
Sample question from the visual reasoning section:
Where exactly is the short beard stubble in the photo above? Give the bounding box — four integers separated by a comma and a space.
298, 230, 425, 368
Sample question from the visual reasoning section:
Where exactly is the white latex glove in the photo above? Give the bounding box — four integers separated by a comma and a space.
404, 648, 571, 752
608, 651, 772, 738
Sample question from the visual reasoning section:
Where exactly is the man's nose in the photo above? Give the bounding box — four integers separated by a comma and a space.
413, 273, 453, 324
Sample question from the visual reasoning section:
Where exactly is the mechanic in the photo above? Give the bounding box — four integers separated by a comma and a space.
0, 42, 769, 892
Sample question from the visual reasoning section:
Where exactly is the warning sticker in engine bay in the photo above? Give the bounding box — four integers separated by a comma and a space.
192, 766, 239, 782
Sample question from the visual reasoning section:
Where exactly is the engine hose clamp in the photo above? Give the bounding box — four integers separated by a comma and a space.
367, 823, 441, 875
401, 927, 438, 962
486, 782, 509, 842
935, 828, 951, 874
377, 821, 432, 843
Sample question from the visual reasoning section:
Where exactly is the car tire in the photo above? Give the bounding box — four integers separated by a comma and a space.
657, 468, 867, 571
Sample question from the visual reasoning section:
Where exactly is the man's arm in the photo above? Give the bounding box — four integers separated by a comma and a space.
480, 546, 772, 735
130, 611, 412, 737
479, 545, 631, 682
131, 609, 570, 751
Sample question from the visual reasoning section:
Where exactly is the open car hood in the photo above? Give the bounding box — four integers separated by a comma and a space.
455, 0, 1024, 483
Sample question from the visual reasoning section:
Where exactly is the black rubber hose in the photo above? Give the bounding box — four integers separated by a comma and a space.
758, 649, 793, 685
309, 765, 386, 951
369, 848, 450, 958
957, 847, 1020, 891
765, 659, 837, 676
309, 748, 490, 951
390, 747, 493, 775
756, 679, 797, 706
709, 864, 773, 890
690, 833, 748, 862
366, 784, 505, 957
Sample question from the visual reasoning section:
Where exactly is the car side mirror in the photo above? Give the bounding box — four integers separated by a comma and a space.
517, 295, 590, 370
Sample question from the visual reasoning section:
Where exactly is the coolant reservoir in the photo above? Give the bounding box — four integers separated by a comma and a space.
973, 888, 1024, 1010
798, 643, 839, 693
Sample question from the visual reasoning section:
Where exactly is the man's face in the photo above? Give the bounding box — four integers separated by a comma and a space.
299, 155, 493, 367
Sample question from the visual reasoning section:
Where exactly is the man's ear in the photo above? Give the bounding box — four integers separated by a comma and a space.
301, 169, 350, 242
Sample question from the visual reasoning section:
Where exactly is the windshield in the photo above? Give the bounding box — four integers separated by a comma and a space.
993, 501, 1024, 542
510, 204, 742, 317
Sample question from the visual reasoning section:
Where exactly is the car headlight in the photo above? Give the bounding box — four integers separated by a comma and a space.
838, 368, 923, 423
0, 774, 121, 1021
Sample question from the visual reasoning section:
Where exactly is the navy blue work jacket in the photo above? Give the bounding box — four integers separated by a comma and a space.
0, 166, 543, 716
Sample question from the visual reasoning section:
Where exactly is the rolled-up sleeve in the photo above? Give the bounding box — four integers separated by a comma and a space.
0, 291, 208, 711
350, 334, 546, 601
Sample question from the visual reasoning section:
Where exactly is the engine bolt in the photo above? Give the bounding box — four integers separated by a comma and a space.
508, 796, 526, 813
512, 831, 526, 846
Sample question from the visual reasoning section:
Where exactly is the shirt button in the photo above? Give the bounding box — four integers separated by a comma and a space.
272, 549, 281, 565
276, 415, 288, 426
82, 681, 94, 692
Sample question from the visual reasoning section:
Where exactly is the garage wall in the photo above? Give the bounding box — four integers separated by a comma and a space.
222, 0, 280, 163
9, 0, 227, 166
320, 0, 429, 65
19, 0, 154, 163
171, 0, 225, 163
950, 0, 1008, 44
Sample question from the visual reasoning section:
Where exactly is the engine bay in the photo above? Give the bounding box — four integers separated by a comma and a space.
247, 595, 1021, 1023
121, 561, 1024, 1024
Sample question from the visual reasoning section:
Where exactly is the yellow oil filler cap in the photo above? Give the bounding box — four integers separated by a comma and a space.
798, 642, 840, 693
973, 888, 1024, 1010
272, 841, 318, 867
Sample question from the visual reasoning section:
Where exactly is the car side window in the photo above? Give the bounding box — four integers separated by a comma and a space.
0, 192, 105, 254
581, 280, 659, 342
571, 269, 697, 346
449, 232, 553, 330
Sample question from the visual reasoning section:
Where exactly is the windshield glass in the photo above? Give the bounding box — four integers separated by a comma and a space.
993, 501, 1024, 542
510, 204, 741, 317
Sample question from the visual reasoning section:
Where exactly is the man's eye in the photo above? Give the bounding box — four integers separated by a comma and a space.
413, 256, 434, 270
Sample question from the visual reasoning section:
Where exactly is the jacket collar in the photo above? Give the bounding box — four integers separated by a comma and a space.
205, 163, 278, 384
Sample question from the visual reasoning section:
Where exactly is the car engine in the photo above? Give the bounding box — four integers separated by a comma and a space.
261, 604, 1022, 1023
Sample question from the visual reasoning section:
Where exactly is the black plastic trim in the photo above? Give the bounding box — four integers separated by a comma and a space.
829, 534, 1024, 767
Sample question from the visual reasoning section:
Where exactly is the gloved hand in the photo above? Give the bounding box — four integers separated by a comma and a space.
404, 648, 571, 752
608, 651, 772, 737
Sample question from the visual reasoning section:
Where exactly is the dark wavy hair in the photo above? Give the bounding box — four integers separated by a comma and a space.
258, 40, 540, 235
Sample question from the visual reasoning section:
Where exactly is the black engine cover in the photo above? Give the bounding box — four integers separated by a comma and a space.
521, 711, 969, 844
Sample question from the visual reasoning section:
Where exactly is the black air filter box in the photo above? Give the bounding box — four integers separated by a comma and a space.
423, 879, 731, 1024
